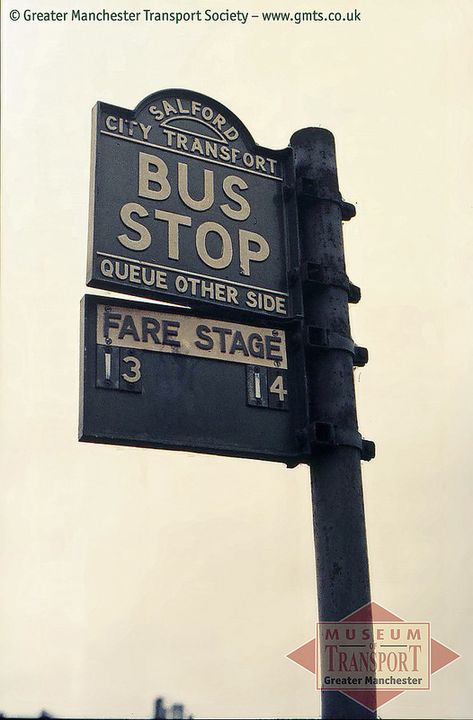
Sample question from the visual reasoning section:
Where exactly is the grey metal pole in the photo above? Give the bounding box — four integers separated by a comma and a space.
290, 128, 376, 720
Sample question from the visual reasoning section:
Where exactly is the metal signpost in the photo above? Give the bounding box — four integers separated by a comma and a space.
80, 89, 375, 720
290, 128, 375, 720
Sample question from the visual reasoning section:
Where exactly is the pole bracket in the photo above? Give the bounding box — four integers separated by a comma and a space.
296, 177, 356, 221
288, 262, 361, 303
307, 422, 376, 461
305, 326, 368, 367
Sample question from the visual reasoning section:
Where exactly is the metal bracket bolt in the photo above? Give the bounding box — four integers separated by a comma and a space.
288, 262, 361, 304
305, 326, 369, 367
306, 422, 376, 461
296, 177, 356, 221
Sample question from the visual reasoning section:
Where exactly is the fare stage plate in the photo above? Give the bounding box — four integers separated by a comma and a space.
79, 294, 310, 464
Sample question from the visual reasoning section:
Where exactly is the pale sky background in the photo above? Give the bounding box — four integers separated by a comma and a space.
1, 1, 472, 718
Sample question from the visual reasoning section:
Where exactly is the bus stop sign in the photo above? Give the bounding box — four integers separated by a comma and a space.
87, 89, 302, 320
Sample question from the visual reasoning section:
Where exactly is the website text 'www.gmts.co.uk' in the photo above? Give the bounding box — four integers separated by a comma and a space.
260, 9, 361, 22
